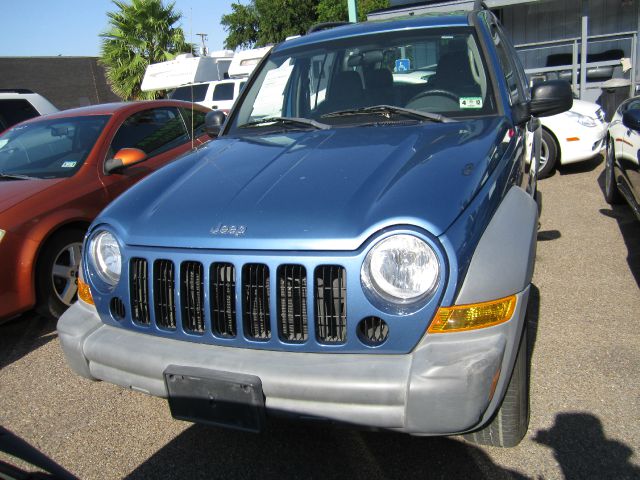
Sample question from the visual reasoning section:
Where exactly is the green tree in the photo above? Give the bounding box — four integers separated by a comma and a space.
222, 0, 319, 50
221, 0, 390, 50
100, 0, 192, 100
316, 0, 389, 23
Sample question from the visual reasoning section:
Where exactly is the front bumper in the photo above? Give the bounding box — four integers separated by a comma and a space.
58, 288, 528, 435
559, 123, 607, 165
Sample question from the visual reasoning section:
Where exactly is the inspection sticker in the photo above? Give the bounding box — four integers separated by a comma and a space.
61, 161, 77, 168
460, 97, 483, 109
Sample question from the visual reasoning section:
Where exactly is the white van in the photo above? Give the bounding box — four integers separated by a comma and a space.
168, 79, 246, 113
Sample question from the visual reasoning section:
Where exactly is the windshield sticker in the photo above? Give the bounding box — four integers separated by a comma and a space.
251, 59, 294, 119
395, 58, 411, 72
460, 97, 483, 109
0, 139, 8, 149
61, 161, 77, 168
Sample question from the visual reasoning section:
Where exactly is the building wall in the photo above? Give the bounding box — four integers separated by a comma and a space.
501, 0, 638, 72
0, 57, 121, 110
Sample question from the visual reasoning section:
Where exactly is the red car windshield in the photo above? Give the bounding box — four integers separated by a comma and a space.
0, 115, 110, 179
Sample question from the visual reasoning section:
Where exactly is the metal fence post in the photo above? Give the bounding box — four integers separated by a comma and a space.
631, 33, 637, 97
580, 15, 588, 99
572, 40, 578, 94
348, 0, 359, 23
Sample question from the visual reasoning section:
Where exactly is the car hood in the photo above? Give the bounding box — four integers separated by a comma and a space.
569, 99, 601, 118
0, 177, 66, 217
100, 118, 508, 251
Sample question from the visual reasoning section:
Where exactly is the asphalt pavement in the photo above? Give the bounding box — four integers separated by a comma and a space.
1, 155, 639, 479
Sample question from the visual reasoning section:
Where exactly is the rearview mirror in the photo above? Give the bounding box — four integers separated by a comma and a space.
622, 109, 640, 131
530, 80, 573, 118
205, 110, 227, 138
104, 147, 147, 175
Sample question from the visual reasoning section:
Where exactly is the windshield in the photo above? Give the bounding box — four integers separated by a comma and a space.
169, 84, 208, 102
0, 115, 109, 179
227, 27, 495, 134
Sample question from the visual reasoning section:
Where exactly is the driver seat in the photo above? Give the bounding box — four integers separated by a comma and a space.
429, 50, 481, 97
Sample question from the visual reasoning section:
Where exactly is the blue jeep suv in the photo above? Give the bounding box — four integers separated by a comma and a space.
58, 2, 571, 447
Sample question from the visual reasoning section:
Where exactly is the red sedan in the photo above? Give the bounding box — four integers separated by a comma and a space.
0, 100, 211, 320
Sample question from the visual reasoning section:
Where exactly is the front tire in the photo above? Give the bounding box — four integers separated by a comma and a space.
604, 139, 623, 204
538, 129, 558, 179
36, 228, 85, 319
464, 326, 529, 447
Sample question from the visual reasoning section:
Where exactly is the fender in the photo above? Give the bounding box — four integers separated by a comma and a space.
455, 185, 538, 304
14, 208, 97, 310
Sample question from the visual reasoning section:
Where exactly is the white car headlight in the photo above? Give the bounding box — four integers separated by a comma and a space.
0, 229, 5, 244
89, 230, 121, 286
362, 234, 439, 304
566, 111, 598, 128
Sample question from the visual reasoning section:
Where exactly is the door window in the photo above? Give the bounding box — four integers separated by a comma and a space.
180, 108, 207, 138
109, 107, 189, 158
0, 99, 40, 130
212, 83, 235, 101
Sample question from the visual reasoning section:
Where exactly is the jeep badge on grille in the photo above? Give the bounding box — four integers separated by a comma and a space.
210, 223, 246, 236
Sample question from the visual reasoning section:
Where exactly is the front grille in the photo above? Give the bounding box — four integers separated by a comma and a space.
277, 265, 308, 342
181, 261, 205, 333
124, 259, 353, 347
130, 258, 150, 324
242, 263, 271, 340
154, 259, 176, 329
210, 263, 236, 337
314, 266, 347, 343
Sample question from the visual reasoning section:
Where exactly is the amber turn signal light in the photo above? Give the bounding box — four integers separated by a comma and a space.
428, 295, 516, 333
78, 277, 95, 306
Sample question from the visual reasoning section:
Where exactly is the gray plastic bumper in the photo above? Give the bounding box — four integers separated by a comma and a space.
58, 287, 528, 435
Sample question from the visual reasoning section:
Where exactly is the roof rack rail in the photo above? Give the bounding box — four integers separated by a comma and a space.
307, 22, 352, 34
473, 0, 489, 10
369, 0, 489, 17
0, 89, 34, 94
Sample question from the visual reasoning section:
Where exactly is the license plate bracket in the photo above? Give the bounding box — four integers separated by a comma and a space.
164, 365, 265, 432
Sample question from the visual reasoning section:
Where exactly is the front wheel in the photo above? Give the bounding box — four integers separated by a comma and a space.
604, 139, 623, 204
464, 326, 529, 447
36, 228, 85, 319
538, 129, 558, 179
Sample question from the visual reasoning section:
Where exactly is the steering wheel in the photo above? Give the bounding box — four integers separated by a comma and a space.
407, 89, 460, 104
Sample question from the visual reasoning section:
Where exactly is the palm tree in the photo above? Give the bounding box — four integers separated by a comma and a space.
100, 0, 193, 100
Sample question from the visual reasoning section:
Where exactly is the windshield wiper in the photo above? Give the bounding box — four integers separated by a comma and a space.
0, 172, 38, 180
239, 116, 330, 130
322, 105, 453, 123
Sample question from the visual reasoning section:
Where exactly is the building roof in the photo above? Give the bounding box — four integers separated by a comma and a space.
0, 57, 120, 110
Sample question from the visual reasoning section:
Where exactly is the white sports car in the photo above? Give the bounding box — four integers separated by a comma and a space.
538, 99, 607, 178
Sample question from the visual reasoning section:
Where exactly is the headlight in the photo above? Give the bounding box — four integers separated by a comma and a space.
566, 111, 598, 128
89, 230, 121, 286
361, 234, 439, 304
0, 229, 5, 244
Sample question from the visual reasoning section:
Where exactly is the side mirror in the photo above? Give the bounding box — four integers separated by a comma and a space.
530, 80, 573, 117
104, 147, 147, 175
622, 109, 640, 131
205, 110, 226, 138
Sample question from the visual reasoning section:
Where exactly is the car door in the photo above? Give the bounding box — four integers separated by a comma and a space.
620, 99, 640, 204
100, 106, 192, 201
490, 17, 537, 195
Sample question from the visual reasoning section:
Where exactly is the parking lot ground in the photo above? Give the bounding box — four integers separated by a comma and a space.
1, 155, 639, 479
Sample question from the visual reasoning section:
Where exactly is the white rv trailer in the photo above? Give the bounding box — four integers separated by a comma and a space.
140, 50, 235, 92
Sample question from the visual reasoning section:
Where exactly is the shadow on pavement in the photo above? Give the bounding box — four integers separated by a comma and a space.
127, 289, 542, 480
526, 285, 540, 372
0, 312, 57, 370
557, 154, 604, 176
125, 421, 530, 480
596, 171, 640, 288
534, 412, 640, 480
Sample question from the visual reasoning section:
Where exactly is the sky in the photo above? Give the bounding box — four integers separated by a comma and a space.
0, 0, 238, 57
